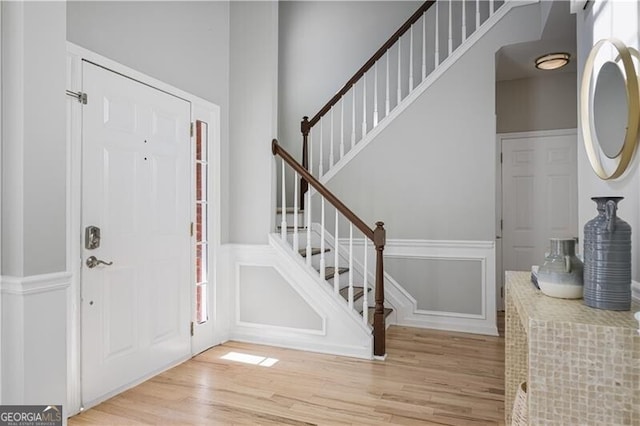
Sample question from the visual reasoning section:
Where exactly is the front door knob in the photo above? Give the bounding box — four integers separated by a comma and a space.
86, 256, 114, 268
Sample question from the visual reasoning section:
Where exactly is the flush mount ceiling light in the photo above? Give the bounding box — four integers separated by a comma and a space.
535, 52, 571, 70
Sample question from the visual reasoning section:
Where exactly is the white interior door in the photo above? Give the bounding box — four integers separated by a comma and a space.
501, 130, 578, 284
81, 61, 191, 405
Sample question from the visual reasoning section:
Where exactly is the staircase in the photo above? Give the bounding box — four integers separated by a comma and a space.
300, 0, 509, 190
273, 140, 391, 357
272, 0, 527, 357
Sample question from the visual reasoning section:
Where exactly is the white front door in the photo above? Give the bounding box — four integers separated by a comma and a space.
81, 61, 191, 405
501, 130, 578, 289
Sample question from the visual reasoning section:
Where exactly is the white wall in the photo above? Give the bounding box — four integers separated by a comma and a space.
67, 0, 232, 242
496, 72, 577, 133
228, 1, 279, 244
277, 1, 420, 203
576, 1, 640, 281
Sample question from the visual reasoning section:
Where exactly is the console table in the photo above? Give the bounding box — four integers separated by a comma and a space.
505, 271, 639, 425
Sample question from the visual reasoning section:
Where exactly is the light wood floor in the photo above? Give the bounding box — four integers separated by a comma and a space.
70, 322, 505, 425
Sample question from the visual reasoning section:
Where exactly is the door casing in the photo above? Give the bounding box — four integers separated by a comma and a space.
66, 42, 221, 415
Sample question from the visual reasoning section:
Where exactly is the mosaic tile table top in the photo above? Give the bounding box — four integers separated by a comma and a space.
505, 271, 639, 425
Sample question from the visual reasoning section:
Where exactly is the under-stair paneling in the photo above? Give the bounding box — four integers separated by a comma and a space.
224, 241, 373, 359
237, 265, 324, 332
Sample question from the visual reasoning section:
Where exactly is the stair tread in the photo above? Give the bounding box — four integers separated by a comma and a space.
317, 266, 349, 280
299, 247, 330, 257
358, 307, 393, 326
277, 225, 307, 231
338, 286, 370, 301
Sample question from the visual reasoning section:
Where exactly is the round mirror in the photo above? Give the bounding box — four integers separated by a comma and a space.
593, 61, 628, 158
580, 38, 640, 180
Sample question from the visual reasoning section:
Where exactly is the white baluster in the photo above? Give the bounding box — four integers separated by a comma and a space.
351, 86, 356, 149
293, 171, 299, 253
340, 98, 345, 159
422, 12, 427, 81
306, 191, 312, 266
476, 0, 480, 30
362, 237, 369, 326
462, 0, 467, 42
373, 62, 379, 127
397, 38, 402, 105
362, 74, 367, 138
334, 210, 340, 294
448, 0, 453, 56
490, 0, 494, 15
319, 118, 324, 177
281, 161, 287, 241
385, 50, 390, 116
320, 198, 326, 280
329, 107, 334, 168
435, 2, 440, 67
348, 224, 354, 309
409, 25, 414, 91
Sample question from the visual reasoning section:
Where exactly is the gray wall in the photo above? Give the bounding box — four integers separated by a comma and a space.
576, 0, 640, 280
67, 0, 232, 242
496, 72, 577, 133
229, 1, 279, 244
323, 3, 544, 241
2, 1, 67, 276
277, 1, 420, 203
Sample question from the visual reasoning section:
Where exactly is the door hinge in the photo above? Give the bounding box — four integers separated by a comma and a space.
190, 321, 194, 336
500, 152, 503, 163
66, 90, 88, 105
190, 122, 194, 137
500, 219, 503, 230
190, 222, 194, 237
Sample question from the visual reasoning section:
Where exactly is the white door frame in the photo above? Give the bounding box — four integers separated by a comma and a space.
66, 42, 221, 415
495, 128, 578, 310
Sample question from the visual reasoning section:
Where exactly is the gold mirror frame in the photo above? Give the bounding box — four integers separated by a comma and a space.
580, 38, 640, 180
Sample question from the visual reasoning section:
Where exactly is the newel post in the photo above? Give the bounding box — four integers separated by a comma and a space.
300, 116, 311, 209
373, 221, 386, 357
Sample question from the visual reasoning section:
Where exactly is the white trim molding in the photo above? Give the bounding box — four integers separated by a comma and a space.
632, 281, 640, 303
1, 272, 71, 405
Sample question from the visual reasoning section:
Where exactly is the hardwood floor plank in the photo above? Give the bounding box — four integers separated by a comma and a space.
70, 323, 505, 425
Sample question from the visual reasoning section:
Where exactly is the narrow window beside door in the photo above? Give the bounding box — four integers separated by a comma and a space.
195, 120, 209, 324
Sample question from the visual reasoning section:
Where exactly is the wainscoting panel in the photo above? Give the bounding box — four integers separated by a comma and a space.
340, 238, 497, 335
1, 272, 70, 405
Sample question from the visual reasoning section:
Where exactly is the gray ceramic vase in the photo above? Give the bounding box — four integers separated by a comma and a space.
583, 196, 632, 311
538, 238, 584, 299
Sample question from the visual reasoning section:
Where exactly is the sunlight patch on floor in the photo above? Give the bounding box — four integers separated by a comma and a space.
220, 351, 279, 367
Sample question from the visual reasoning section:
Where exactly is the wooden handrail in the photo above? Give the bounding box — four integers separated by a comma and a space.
307, 1, 435, 128
273, 139, 374, 241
